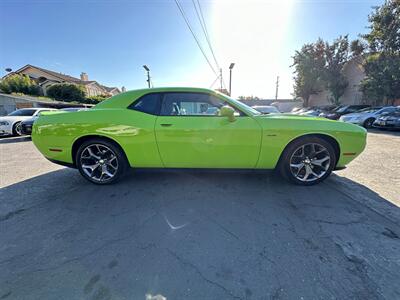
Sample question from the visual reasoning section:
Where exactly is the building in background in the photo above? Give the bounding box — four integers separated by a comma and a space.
3, 65, 121, 97
309, 57, 364, 107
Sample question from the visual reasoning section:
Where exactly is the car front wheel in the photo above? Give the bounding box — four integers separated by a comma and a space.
363, 118, 375, 128
76, 139, 128, 185
12, 122, 22, 136
279, 137, 336, 185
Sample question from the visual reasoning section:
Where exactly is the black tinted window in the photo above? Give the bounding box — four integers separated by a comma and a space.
8, 109, 36, 116
129, 93, 160, 115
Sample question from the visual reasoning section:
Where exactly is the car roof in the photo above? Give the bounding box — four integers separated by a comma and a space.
95, 87, 224, 109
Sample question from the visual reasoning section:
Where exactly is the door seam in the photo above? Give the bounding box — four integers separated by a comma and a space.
154, 116, 167, 167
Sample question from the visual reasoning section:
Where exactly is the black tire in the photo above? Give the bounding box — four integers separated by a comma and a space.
363, 118, 375, 128
12, 122, 22, 136
76, 138, 129, 185
278, 136, 336, 186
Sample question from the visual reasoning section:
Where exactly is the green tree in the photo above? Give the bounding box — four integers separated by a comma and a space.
350, 39, 367, 57
360, 53, 400, 105
47, 83, 86, 102
363, 0, 400, 54
360, 0, 400, 105
84, 94, 109, 104
323, 35, 350, 105
292, 39, 326, 107
0, 74, 41, 96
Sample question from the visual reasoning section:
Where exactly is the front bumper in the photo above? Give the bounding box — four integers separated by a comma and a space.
373, 120, 400, 129
0, 124, 13, 135
21, 123, 33, 135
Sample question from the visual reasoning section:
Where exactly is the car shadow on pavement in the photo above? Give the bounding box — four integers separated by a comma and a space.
0, 136, 31, 144
1, 168, 400, 299
367, 128, 400, 137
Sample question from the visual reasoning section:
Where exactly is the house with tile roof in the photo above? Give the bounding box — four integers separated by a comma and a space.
5, 65, 121, 97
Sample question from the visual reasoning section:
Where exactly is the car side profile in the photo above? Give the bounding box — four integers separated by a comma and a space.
321, 105, 370, 120
339, 106, 398, 128
32, 87, 367, 185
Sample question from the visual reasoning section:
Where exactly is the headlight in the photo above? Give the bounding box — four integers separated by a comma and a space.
0, 121, 9, 125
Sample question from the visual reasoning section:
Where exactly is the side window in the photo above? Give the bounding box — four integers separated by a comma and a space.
160, 92, 242, 116
128, 93, 160, 115
382, 108, 395, 113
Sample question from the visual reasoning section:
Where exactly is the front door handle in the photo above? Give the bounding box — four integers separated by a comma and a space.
160, 124, 173, 127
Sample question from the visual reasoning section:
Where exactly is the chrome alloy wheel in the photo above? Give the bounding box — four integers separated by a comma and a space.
15, 123, 22, 136
80, 144, 119, 183
289, 143, 331, 182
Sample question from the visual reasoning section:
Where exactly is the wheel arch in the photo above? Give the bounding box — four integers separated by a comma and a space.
71, 134, 129, 167
277, 133, 341, 168
12, 120, 22, 134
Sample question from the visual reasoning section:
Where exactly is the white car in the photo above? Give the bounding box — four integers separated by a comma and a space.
339, 106, 398, 128
0, 108, 56, 136
252, 105, 280, 114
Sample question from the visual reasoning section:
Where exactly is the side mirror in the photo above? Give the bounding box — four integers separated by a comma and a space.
219, 105, 236, 122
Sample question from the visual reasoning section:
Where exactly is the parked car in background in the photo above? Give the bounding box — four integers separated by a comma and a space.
252, 105, 280, 114
339, 106, 398, 128
320, 105, 370, 120
291, 107, 311, 114
60, 107, 87, 112
291, 107, 302, 113
300, 105, 336, 117
20, 107, 85, 135
305, 105, 339, 117
373, 108, 400, 130
0, 108, 56, 136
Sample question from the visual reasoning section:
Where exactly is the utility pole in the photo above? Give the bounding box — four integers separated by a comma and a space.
275, 76, 279, 100
219, 68, 223, 91
143, 65, 151, 88
229, 63, 235, 96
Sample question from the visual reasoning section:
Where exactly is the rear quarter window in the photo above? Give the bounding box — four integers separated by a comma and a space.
128, 93, 161, 115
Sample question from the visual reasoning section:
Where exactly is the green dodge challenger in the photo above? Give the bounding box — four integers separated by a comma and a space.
32, 87, 367, 185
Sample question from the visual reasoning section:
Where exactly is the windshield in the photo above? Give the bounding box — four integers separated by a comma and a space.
8, 109, 37, 116
336, 106, 349, 113
357, 107, 381, 113
223, 95, 261, 115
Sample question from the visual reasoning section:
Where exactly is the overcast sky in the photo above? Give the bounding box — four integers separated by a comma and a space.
0, 0, 382, 98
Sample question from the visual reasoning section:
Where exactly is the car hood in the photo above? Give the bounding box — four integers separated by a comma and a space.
0, 116, 32, 122
254, 113, 367, 134
342, 112, 372, 118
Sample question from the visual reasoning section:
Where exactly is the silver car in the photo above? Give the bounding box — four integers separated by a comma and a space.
339, 106, 398, 128
252, 105, 280, 114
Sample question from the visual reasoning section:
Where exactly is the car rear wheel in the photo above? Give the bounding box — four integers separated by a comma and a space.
278, 137, 336, 186
12, 122, 22, 136
76, 139, 128, 185
363, 118, 375, 128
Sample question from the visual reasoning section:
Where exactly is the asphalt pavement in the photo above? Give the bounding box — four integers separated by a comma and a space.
0, 131, 399, 300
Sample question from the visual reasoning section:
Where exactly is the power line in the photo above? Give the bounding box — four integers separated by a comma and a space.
209, 75, 220, 88
192, 0, 220, 70
174, 0, 218, 76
